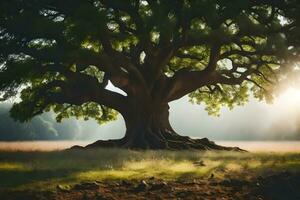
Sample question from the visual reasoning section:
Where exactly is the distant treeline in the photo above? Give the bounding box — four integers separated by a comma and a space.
0, 103, 81, 140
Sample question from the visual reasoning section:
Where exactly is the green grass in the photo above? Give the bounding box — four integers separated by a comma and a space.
0, 149, 300, 191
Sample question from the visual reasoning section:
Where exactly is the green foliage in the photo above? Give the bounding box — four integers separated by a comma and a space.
0, 0, 300, 123
190, 83, 249, 116
51, 102, 117, 124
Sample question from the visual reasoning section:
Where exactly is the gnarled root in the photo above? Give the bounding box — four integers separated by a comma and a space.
70, 130, 245, 151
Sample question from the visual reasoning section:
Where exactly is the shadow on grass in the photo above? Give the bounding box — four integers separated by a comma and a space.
0, 149, 300, 190
0, 169, 74, 188
0, 149, 134, 189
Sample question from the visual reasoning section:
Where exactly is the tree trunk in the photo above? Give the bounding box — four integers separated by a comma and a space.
120, 103, 178, 149
83, 102, 243, 151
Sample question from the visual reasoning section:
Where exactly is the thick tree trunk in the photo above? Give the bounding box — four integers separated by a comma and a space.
120, 103, 178, 149
82, 102, 243, 151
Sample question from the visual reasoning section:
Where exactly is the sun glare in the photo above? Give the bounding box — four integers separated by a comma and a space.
278, 87, 300, 106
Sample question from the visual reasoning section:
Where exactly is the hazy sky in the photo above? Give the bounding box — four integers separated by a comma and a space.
1, 86, 300, 141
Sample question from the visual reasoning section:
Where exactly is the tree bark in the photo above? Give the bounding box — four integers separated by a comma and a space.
120, 103, 176, 149
82, 101, 243, 151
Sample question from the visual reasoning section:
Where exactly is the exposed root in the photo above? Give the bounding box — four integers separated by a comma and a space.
69, 133, 245, 151
68, 104, 245, 151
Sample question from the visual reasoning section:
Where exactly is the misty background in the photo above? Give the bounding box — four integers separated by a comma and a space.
1, 87, 300, 141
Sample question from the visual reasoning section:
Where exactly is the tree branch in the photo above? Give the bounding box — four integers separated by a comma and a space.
164, 44, 221, 102
46, 74, 128, 114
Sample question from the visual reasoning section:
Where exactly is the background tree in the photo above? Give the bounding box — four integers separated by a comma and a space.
0, 0, 300, 149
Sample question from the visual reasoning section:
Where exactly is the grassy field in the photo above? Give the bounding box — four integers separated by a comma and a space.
0, 149, 300, 192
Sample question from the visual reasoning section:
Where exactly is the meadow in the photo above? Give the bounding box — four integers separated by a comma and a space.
0, 148, 300, 192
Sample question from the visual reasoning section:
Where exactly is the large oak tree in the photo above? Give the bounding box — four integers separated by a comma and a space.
0, 0, 300, 149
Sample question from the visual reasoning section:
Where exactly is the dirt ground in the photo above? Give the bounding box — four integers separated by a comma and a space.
1, 171, 300, 200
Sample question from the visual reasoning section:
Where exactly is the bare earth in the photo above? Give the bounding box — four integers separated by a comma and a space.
1, 171, 300, 200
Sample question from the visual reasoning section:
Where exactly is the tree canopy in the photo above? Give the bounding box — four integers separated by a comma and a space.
1, 0, 300, 123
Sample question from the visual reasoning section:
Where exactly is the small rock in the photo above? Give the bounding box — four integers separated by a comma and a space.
56, 184, 71, 192
135, 180, 149, 192
162, 181, 168, 186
